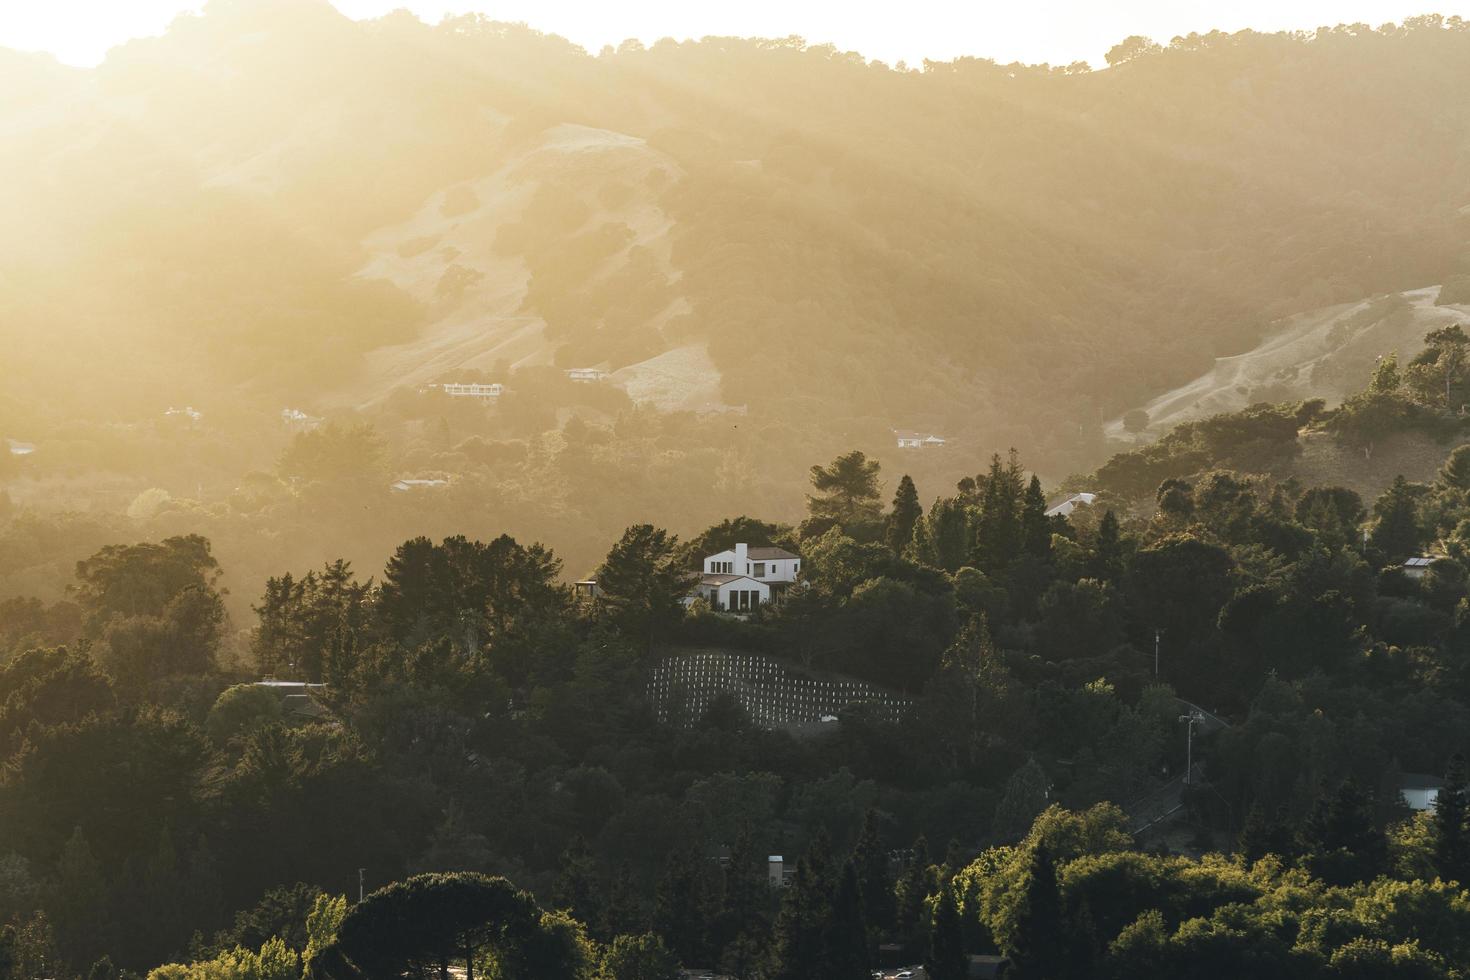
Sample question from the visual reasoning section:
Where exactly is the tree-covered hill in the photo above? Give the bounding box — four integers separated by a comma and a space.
4, 4, 1470, 473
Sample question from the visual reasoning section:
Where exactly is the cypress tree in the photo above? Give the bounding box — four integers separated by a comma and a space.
894, 835, 931, 955
824, 862, 871, 980
973, 453, 1024, 574
1239, 802, 1295, 864
653, 846, 708, 965
768, 838, 836, 980
1008, 843, 1069, 980
925, 886, 967, 980
852, 810, 895, 942
1368, 476, 1423, 561
886, 476, 923, 555
1434, 755, 1470, 885
1021, 475, 1051, 558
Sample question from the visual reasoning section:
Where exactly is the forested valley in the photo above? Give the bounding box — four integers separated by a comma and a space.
10, 2, 1470, 977
9, 339, 1470, 975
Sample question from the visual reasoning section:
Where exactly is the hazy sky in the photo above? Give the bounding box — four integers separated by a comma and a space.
3, 1, 1468, 68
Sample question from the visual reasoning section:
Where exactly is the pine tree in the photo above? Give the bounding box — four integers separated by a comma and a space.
1298, 779, 1387, 886
1008, 843, 1069, 980
1021, 475, 1051, 559
554, 835, 604, 935
886, 476, 924, 554
54, 827, 107, 967
824, 862, 871, 980
973, 453, 1025, 574
767, 839, 836, 980
852, 810, 895, 942
924, 886, 967, 980
1368, 476, 1423, 561
653, 846, 708, 966
894, 835, 931, 956
1433, 755, 1470, 885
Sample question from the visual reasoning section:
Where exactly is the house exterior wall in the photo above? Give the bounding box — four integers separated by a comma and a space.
702, 578, 771, 611
704, 543, 801, 583
1403, 787, 1441, 811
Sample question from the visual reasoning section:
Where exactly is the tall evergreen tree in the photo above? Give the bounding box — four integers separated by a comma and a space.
824, 862, 871, 980
1368, 476, 1423, 560
973, 453, 1025, 574
1433, 755, 1470, 885
894, 835, 931, 955
653, 846, 708, 966
925, 886, 967, 980
1021, 475, 1051, 559
1008, 843, 1071, 980
886, 476, 923, 555
852, 810, 895, 942
596, 525, 688, 652
767, 838, 836, 980
807, 451, 884, 533
1298, 779, 1387, 886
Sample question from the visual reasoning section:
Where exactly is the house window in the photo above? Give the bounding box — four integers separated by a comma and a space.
754, 562, 766, 577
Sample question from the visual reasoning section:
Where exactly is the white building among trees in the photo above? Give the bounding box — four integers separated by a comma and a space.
690, 543, 801, 613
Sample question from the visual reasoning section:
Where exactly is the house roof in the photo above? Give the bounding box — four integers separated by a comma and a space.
1045, 492, 1098, 517
1404, 556, 1437, 568
700, 573, 765, 587
747, 546, 799, 560
1402, 773, 1447, 790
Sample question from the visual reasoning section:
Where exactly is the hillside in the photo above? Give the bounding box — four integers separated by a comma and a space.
1106, 286, 1470, 443
4, 5, 1470, 476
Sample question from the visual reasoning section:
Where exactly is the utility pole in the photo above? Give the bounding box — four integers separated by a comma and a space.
1154, 629, 1161, 678
358, 867, 366, 903
1178, 711, 1203, 785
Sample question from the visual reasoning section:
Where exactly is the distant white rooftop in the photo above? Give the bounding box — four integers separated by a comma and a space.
5, 439, 35, 456
390, 478, 449, 492
1046, 492, 1097, 518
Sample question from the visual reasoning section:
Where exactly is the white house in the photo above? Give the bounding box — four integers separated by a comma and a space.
895, 430, 946, 449
5, 439, 35, 457
1046, 492, 1098, 518
164, 406, 203, 423
565, 368, 608, 383
1401, 773, 1445, 811
690, 543, 802, 612
1403, 556, 1439, 580
439, 382, 503, 400
390, 478, 449, 493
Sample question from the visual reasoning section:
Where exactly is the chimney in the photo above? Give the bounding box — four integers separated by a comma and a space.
768, 855, 784, 888
735, 542, 748, 572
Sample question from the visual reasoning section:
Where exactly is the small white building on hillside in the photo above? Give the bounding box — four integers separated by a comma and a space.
690, 543, 802, 613
895, 430, 946, 449
438, 382, 503, 399
1046, 492, 1097, 518
1403, 556, 1440, 580
390, 478, 449, 493
566, 368, 608, 383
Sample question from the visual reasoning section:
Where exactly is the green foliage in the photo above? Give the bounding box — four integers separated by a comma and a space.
595, 525, 687, 652
600, 933, 679, 980
806, 451, 884, 538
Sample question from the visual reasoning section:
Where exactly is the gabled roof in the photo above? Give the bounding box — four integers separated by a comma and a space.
747, 546, 799, 560
700, 573, 765, 587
